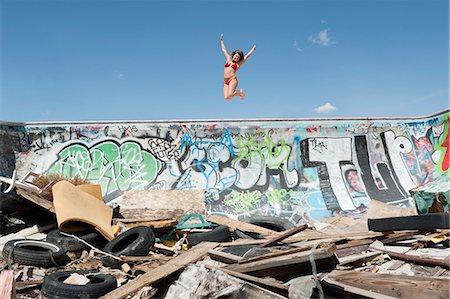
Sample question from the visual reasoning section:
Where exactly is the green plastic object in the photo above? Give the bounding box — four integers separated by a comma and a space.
158, 214, 218, 242
410, 174, 449, 214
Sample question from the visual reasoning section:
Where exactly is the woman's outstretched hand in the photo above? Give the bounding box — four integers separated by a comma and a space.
220, 34, 224, 41
252, 45, 256, 51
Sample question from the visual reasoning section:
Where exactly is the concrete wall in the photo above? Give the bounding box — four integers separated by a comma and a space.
1, 110, 448, 223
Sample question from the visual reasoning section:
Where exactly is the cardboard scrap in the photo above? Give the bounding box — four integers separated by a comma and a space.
52, 181, 114, 240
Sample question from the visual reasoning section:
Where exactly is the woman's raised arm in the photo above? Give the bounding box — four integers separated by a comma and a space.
220, 34, 230, 59
244, 45, 256, 61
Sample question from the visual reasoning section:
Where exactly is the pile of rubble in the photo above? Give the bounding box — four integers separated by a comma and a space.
0, 175, 448, 298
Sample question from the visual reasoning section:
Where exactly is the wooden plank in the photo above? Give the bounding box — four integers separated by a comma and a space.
337, 252, 381, 265
220, 231, 383, 247
221, 239, 268, 247
225, 245, 336, 274
208, 248, 243, 264
120, 190, 206, 220
283, 231, 383, 243
335, 239, 374, 250
369, 248, 450, 269
120, 219, 177, 229
322, 270, 450, 299
113, 218, 174, 223
379, 231, 418, 244
0, 270, 16, 299
16, 188, 54, 212
239, 244, 314, 264
100, 242, 217, 299
203, 265, 289, 291
260, 224, 308, 247
207, 215, 278, 237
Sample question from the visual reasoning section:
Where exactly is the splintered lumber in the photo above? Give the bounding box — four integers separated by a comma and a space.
204, 265, 289, 292
369, 248, 450, 269
16, 188, 55, 212
225, 245, 336, 275
283, 231, 383, 243
115, 219, 177, 229
0, 270, 16, 299
239, 243, 317, 264
120, 190, 206, 220
260, 224, 308, 247
321, 270, 450, 299
100, 242, 217, 299
220, 231, 383, 247
208, 248, 243, 264
207, 215, 278, 237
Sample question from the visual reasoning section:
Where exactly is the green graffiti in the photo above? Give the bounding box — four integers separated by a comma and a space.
234, 133, 262, 161
234, 133, 291, 170
48, 140, 162, 196
224, 190, 261, 214
266, 189, 298, 206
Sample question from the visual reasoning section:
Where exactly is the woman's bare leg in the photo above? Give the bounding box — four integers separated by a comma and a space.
225, 79, 245, 100
224, 84, 230, 100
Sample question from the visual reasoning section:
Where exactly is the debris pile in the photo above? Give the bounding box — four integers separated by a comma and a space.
0, 173, 448, 298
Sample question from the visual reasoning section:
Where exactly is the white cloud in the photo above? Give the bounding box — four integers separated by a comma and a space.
321, 20, 328, 25
313, 102, 336, 113
114, 70, 125, 80
293, 40, 302, 52
309, 29, 336, 46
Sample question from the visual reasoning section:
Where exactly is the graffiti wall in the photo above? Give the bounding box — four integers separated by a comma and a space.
1, 110, 448, 223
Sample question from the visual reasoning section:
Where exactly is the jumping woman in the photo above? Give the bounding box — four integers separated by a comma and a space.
220, 34, 256, 100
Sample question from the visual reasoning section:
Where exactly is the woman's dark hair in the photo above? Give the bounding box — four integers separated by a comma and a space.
231, 50, 245, 61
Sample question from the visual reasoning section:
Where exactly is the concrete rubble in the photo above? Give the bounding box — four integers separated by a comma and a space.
0, 178, 449, 299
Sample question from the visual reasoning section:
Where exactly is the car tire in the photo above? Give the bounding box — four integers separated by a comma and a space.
187, 225, 232, 246
46, 229, 106, 251
102, 226, 155, 268
242, 216, 294, 232
2, 239, 70, 268
41, 270, 116, 299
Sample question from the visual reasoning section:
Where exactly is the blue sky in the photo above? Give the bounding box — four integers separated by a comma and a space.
1, 0, 448, 122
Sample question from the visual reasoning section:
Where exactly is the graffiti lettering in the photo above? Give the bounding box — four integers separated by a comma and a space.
48, 140, 162, 200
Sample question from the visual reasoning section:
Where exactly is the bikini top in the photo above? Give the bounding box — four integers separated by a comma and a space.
224, 61, 238, 70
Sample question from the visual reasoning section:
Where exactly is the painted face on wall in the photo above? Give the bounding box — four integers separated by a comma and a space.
346, 170, 364, 193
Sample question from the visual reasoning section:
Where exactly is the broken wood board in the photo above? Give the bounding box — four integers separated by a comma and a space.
100, 242, 217, 299
16, 187, 54, 213
238, 243, 319, 264
260, 224, 308, 247
204, 265, 289, 292
321, 270, 449, 299
220, 231, 383, 247
207, 215, 279, 237
225, 245, 337, 278
337, 251, 381, 265
0, 270, 16, 299
283, 231, 383, 243
370, 247, 450, 269
208, 248, 243, 264
116, 219, 177, 229
120, 190, 206, 220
